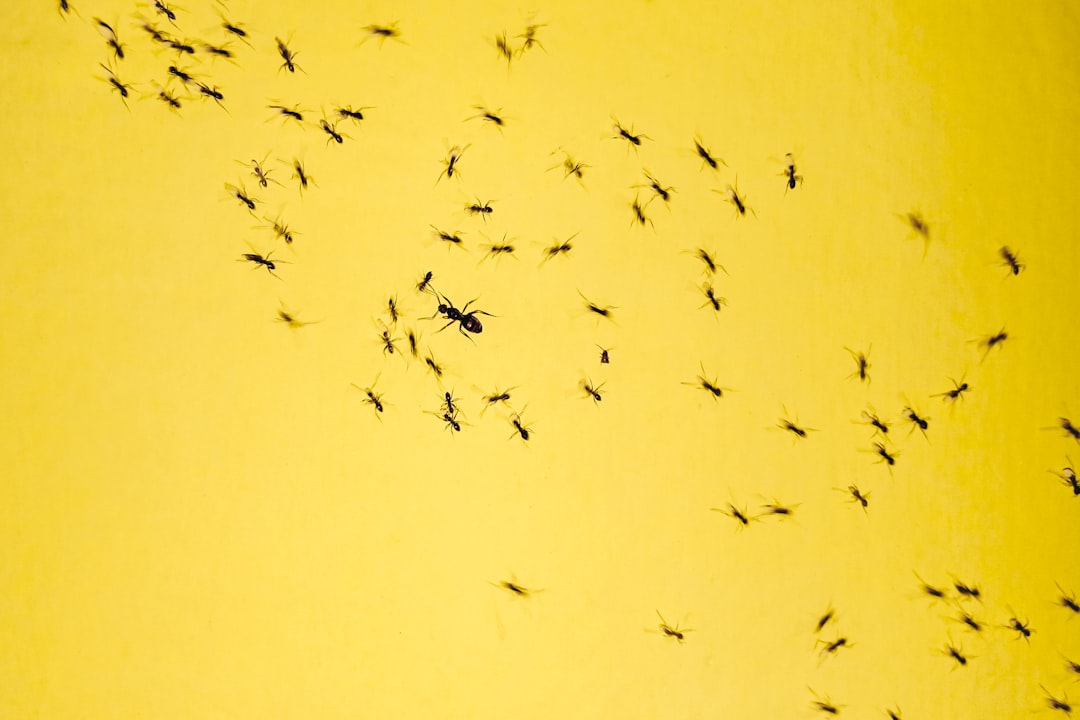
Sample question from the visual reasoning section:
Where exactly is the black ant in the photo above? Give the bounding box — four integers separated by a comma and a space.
815, 606, 835, 633
693, 136, 724, 170
516, 22, 546, 55
781, 152, 803, 191
540, 234, 576, 265
914, 572, 948, 600
360, 22, 403, 46
241, 155, 279, 189
596, 345, 611, 364
899, 210, 932, 256
440, 390, 462, 418
817, 636, 852, 658
629, 195, 655, 230
548, 148, 589, 183
809, 689, 843, 715
1049, 457, 1079, 496
581, 379, 605, 404
479, 236, 517, 265
637, 170, 674, 205
287, 158, 315, 195
838, 484, 869, 513
778, 408, 816, 439
998, 246, 1024, 276
578, 291, 616, 321
1041, 686, 1072, 715
684, 247, 726, 276
351, 376, 386, 417
430, 409, 462, 433
267, 103, 305, 125
58, 0, 73, 17
470, 106, 507, 130
196, 82, 226, 110
715, 178, 754, 218
465, 198, 494, 220
336, 105, 373, 123
1064, 655, 1080, 677
934, 376, 970, 403
902, 404, 930, 438
653, 611, 691, 643
857, 407, 891, 438
153, 0, 178, 22
386, 295, 400, 326
219, 14, 253, 47
260, 214, 296, 245
138, 20, 170, 45
1049, 417, 1080, 443
155, 86, 183, 112
683, 363, 731, 400
886, 707, 903, 720
166, 37, 196, 56
166, 65, 197, 88
437, 145, 469, 184
416, 271, 434, 293
430, 226, 466, 251
1056, 583, 1080, 614
699, 282, 727, 313
427, 288, 495, 339
942, 641, 969, 667
377, 322, 399, 355
238, 251, 285, 279
424, 352, 444, 380
953, 609, 984, 633
405, 328, 420, 359
319, 118, 346, 145
509, 407, 533, 442
275, 36, 302, 73
760, 499, 798, 519
494, 30, 514, 65
872, 442, 897, 467
98, 64, 132, 107
94, 18, 125, 60
845, 346, 871, 383
1004, 614, 1033, 642
202, 43, 235, 62
225, 182, 259, 212
711, 502, 754, 527
492, 578, 539, 597
612, 117, 650, 149
976, 327, 1008, 360
482, 387, 516, 416
275, 304, 317, 329
952, 578, 982, 601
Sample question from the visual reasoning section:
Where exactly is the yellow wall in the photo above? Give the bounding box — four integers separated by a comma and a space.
2, 1, 1078, 717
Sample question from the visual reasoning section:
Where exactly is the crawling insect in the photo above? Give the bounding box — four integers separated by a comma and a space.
976, 327, 1009, 360
539, 234, 576, 265
351, 377, 386, 417
430, 226, 466, 251
465, 198, 494, 220
760, 499, 798, 519
195, 82, 227, 110
152, 0, 178, 23
682, 363, 732, 400
612, 116, 651, 149
267, 103, 306, 125
516, 22, 547, 55
815, 606, 836, 633
219, 14, 253, 47
1064, 655, 1080, 677
377, 322, 399, 355
166, 65, 198, 88
693, 135, 724, 170
596, 345, 612, 364
478, 236, 517, 265
902, 404, 930, 438
494, 30, 514, 65
886, 706, 903, 720
838, 484, 869, 513
548, 148, 590, 183
1049, 457, 1079, 496
241, 154, 280, 189
386, 295, 400, 326
872, 442, 897, 467
845, 346, 871, 383
98, 63, 132, 107
653, 611, 692, 643
137, 19, 170, 45
914, 571, 948, 601
781, 152, 803, 191
942, 641, 969, 667
777, 408, 816, 439
684, 247, 726, 276
817, 636, 853, 658
1004, 614, 1033, 642
201, 42, 236, 62
714, 178, 754, 218
809, 688, 843, 715
416, 271, 434, 293
952, 578, 982, 602
578, 291, 616, 321
954, 609, 984, 633
899, 210, 932, 256
319, 118, 346, 145
1041, 686, 1072, 715
404, 327, 420, 359
437, 144, 469, 184
424, 352, 444, 379
491, 578, 540, 597
508, 407, 533, 442
275, 304, 318, 329
629, 195, 655, 230
1049, 417, 1080, 443
94, 18, 125, 60
238, 251, 286, 279
710, 502, 755, 527
699, 282, 727, 313
275, 36, 303, 73
482, 386, 516, 415
440, 390, 462, 418
286, 158, 316, 195
360, 22, 403, 46
336, 105, 374, 123
998, 246, 1024, 276
637, 170, 675, 205
166, 37, 197, 56
259, 214, 297, 245
224, 182, 259, 212
155, 86, 183, 112
857, 407, 891, 438
1056, 583, 1080, 614
469, 105, 507, 130
430, 409, 462, 433
581, 379, 605, 405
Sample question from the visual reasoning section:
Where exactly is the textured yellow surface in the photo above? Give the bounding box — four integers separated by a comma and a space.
2, 1, 1079, 718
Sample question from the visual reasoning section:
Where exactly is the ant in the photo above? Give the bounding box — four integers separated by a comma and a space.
386, 295, 400, 326
1049, 457, 1079, 496
336, 105, 374, 124
351, 376, 385, 417
1049, 417, 1080, 443
693, 136, 724, 170
637, 170, 674, 205
902, 404, 930, 438
287, 158, 315, 195
914, 572, 948, 600
872, 441, 897, 467
196, 82, 226, 110
952, 577, 982, 602
710, 502, 755, 528
684, 247, 726, 276
152, 1, 178, 23
838, 484, 869, 513
469, 106, 507, 130
777, 408, 816, 439
166, 65, 197, 89
699, 282, 727, 313
548, 148, 589, 183
430, 409, 462, 433
1041, 686, 1072, 716
275, 304, 317, 329
581, 379, 605, 404
437, 145, 469, 184
98, 63, 132, 107
809, 689, 843, 715
683, 363, 731, 400
1064, 656, 1080, 677
976, 327, 1008, 360
440, 390, 462, 418
899, 210, 932, 256
137, 20, 170, 45
540, 233, 577, 266
58, 0, 74, 17
715, 178, 754, 218
942, 640, 969, 667
934, 376, 970, 403
202, 42, 235, 62
319, 118, 346, 145
155, 86, 183, 112
953, 609, 984, 633
578, 291, 616, 321
998, 246, 1024, 276
815, 606, 836, 633
404, 328, 420, 359
275, 36, 303, 73
886, 707, 903, 720
377, 322, 399, 355
260, 214, 296, 245
267, 103, 305, 125
508, 407, 533, 442
596, 345, 611, 364
781, 152, 803, 191
219, 14, 253, 47
759, 499, 798, 519
225, 182, 259, 212
430, 226, 466, 251
817, 636, 852, 658
424, 352, 444, 379
1004, 614, 1033, 642
416, 271, 434, 294
494, 30, 514, 65
238, 251, 285, 279
360, 22, 403, 46
844, 346, 871, 383
857, 407, 891, 438
491, 578, 540, 597
94, 18, 125, 60
465, 198, 494, 220
1056, 583, 1079, 614
427, 288, 495, 339
612, 117, 651, 149
629, 195, 655, 230
653, 611, 691, 643
479, 235, 517, 264
167, 37, 196, 56
241, 155, 280, 189
516, 22, 547, 55
482, 387, 516, 415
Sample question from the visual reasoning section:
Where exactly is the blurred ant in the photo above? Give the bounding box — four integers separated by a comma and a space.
319, 118, 347, 145
975, 327, 1008, 360
886, 706, 903, 720
416, 271, 434, 293
260, 214, 296, 244
578, 291, 616, 321
225, 181, 259, 212
386, 295, 400, 326
809, 688, 843, 715
693, 136, 724, 170
699, 283, 727, 313
815, 606, 835, 633
267, 103, 305, 125
902, 403, 930, 438
238, 251, 285, 279
469, 106, 507, 130
275, 304, 317, 329
275, 36, 303, 73
509, 407, 533, 442
1048, 417, 1080, 443
404, 328, 420, 359
838, 484, 869, 513
137, 19, 169, 45
581, 379, 605, 404
722, 179, 754, 217
286, 158, 315, 195
1049, 457, 1079, 496
202, 42, 236, 62
1004, 614, 1033, 642
427, 287, 495, 339
934, 376, 970, 404
540, 233, 576, 266
516, 22, 547, 55
611, 116, 651, 150
857, 407, 891, 438
58, 0, 74, 17
899, 210, 931, 256
465, 198, 494, 220
424, 352, 444, 379
653, 611, 691, 643
491, 578, 540, 597
952, 577, 982, 601
336, 105, 373, 123
241, 154, 280, 189
942, 640, 969, 667
817, 636, 852, 659
684, 247, 726, 276
777, 407, 816, 439
1056, 583, 1080, 614
596, 345, 611, 364
953, 609, 984, 633
351, 375, 385, 417
710, 502, 755, 528
154, 86, 183, 112
479, 235, 517, 265
629, 195, 655, 230
377, 322, 399, 355
167, 37, 196, 56
1041, 686, 1072, 715
482, 387, 516, 415
196, 82, 226, 110
219, 14, 253, 47
914, 571, 948, 600
430, 226, 466, 251
94, 18, 125, 60
360, 22, 403, 46
637, 170, 674, 205
845, 346, 871, 383
1064, 655, 1080, 677
548, 148, 589, 183
781, 152, 803, 192
682, 363, 732, 400
494, 30, 514, 65
98, 63, 132, 107
998, 246, 1024, 276
759, 499, 799, 519
872, 442, 897, 468
437, 145, 469, 184
166, 65, 197, 88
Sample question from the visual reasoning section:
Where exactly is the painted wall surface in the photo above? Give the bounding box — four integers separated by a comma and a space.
2, 1, 1078, 717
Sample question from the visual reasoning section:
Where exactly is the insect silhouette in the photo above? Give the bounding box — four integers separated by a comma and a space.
238, 251, 286, 279
465, 198, 494, 220
478, 236, 517, 265
98, 63, 132, 107
698, 283, 728, 313
201, 42, 236, 62
516, 22, 547, 55
360, 22, 403, 46
953, 609, 984, 633
287, 158, 316, 195
267, 103, 305, 125
714, 178, 754, 217
275, 304, 318, 329
335, 105, 373, 123
809, 688, 843, 715
440, 390, 462, 418
902, 404, 930, 438
578, 291, 616, 321
549, 149, 590, 183
491, 578, 540, 597
942, 640, 969, 667
1041, 686, 1072, 715
886, 706, 903, 720
481, 386, 516, 415
998, 246, 1025, 276
685, 247, 726, 276
596, 345, 611, 364
469, 106, 507, 130
637, 170, 675, 205
219, 14, 253, 47
629, 195, 655, 230
152, 0, 178, 23
1049, 417, 1080, 443
653, 611, 692, 643
241, 154, 280, 189
857, 407, 891, 438
580, 379, 605, 405
430, 226, 466, 251
385, 295, 400, 326
872, 441, 897, 468
914, 572, 948, 600
1065, 656, 1080, 677
225, 182, 259, 212
427, 288, 495, 339
900, 210, 932, 256
777, 408, 816, 439
975, 327, 1008, 360
166, 65, 198, 89
1004, 614, 1033, 642
493, 30, 514, 65
1057, 583, 1080, 614
437, 145, 469, 184
508, 407, 533, 442
94, 18, 125, 60
1049, 457, 1079, 496
759, 499, 799, 519
424, 352, 445, 380
195, 82, 227, 110
275, 36, 303, 73
693, 136, 724, 170
934, 376, 970, 403
351, 375, 386, 417
318, 117, 348, 145
815, 606, 836, 633
260, 214, 296, 245
817, 636, 853, 659
416, 271, 434, 294
781, 152, 803, 191
839, 484, 870, 513
430, 409, 462, 433
58, 0, 74, 17
612, 117, 651, 149
952, 578, 982, 602
377, 322, 399, 356
711, 502, 755, 528
845, 346, 871, 383
683, 363, 732, 400
539, 233, 577, 266
404, 327, 420, 359
138, 19, 170, 45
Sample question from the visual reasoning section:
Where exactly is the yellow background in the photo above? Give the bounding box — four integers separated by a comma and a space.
2, 1, 1078, 717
